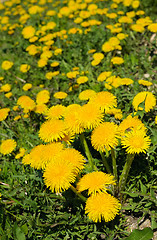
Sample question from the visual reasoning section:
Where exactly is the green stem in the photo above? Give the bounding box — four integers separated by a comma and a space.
80, 133, 95, 171
111, 148, 117, 182
119, 154, 135, 195
99, 151, 111, 174
70, 185, 86, 202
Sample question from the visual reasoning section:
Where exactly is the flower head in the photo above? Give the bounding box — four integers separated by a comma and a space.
121, 129, 151, 154
45, 105, 66, 120
76, 103, 104, 130
89, 91, 117, 111
85, 192, 121, 222
17, 95, 36, 113
91, 122, 120, 152
0, 139, 16, 155
79, 89, 96, 100
132, 91, 156, 112
53, 91, 67, 99
36, 90, 50, 104
1, 60, 13, 70
43, 158, 77, 193
77, 172, 115, 195
22, 26, 36, 39
0, 108, 10, 121
39, 119, 67, 143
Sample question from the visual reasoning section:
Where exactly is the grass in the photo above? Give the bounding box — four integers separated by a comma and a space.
0, 0, 157, 239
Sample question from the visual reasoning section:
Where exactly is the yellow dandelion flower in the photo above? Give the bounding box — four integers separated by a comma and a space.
37, 58, 47, 68
36, 90, 50, 104
64, 105, 84, 134
0, 84, 11, 92
155, 116, 157, 124
102, 42, 114, 53
20, 64, 30, 73
22, 153, 31, 165
40, 142, 64, 169
91, 122, 120, 152
43, 158, 77, 193
53, 91, 67, 99
50, 61, 59, 67
119, 115, 146, 136
85, 192, 121, 222
22, 25, 36, 39
22, 83, 32, 91
0, 108, 10, 121
147, 23, 157, 33
76, 76, 88, 85
1, 60, 13, 70
54, 148, 85, 173
132, 91, 156, 112
39, 119, 67, 143
45, 104, 66, 120
131, 24, 145, 32
27, 144, 46, 169
76, 103, 104, 130
111, 57, 124, 65
97, 71, 112, 82
138, 80, 152, 86
121, 129, 151, 154
5, 92, 12, 99
77, 172, 115, 195
79, 89, 96, 100
17, 95, 36, 113
89, 91, 117, 111
34, 104, 48, 114
0, 139, 17, 155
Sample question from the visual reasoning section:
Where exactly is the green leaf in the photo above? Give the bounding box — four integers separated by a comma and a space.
125, 228, 153, 240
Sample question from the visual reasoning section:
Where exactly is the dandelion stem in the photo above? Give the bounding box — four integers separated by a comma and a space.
119, 154, 135, 197
99, 151, 111, 174
111, 148, 117, 182
80, 133, 95, 171
70, 185, 86, 202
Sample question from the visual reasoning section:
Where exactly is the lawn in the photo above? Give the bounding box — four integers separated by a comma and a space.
0, 0, 157, 239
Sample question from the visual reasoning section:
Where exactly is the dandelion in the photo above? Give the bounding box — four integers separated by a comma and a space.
0, 108, 10, 121
34, 104, 48, 114
119, 115, 146, 135
121, 129, 151, 154
111, 57, 124, 65
0, 139, 17, 155
132, 91, 156, 112
138, 80, 152, 86
36, 90, 50, 104
39, 119, 67, 143
17, 96, 36, 113
53, 91, 67, 99
1, 60, 13, 70
45, 105, 66, 120
79, 89, 96, 100
85, 192, 121, 222
64, 104, 84, 134
91, 122, 120, 152
22, 26, 36, 39
77, 172, 115, 195
0, 84, 11, 92
97, 71, 112, 82
20, 64, 30, 73
22, 83, 32, 91
155, 116, 157, 124
43, 158, 77, 193
5, 92, 12, 99
76, 76, 88, 84
147, 23, 157, 32
76, 103, 104, 130
89, 91, 117, 111
27, 144, 46, 169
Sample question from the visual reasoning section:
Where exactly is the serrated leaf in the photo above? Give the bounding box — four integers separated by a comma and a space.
125, 227, 153, 240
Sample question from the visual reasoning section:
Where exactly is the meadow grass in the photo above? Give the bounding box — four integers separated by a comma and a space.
0, 0, 157, 239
